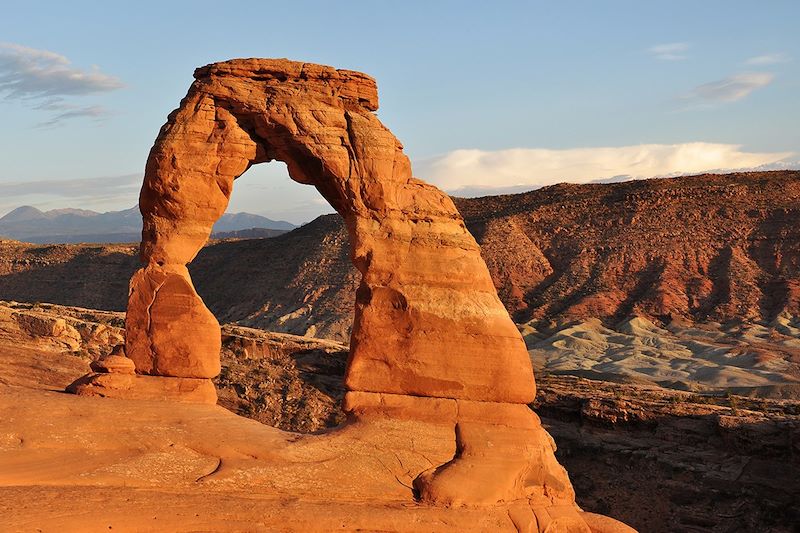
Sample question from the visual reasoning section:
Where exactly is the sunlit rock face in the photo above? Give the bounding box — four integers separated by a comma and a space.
131, 58, 535, 403
82, 58, 635, 530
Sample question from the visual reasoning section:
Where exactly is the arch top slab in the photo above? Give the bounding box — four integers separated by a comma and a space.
128, 58, 536, 404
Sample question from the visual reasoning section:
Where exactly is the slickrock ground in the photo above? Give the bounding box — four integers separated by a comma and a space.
1, 302, 798, 531
2, 389, 522, 532
0, 302, 605, 532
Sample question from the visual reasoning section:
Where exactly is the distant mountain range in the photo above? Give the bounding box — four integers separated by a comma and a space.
0, 205, 296, 244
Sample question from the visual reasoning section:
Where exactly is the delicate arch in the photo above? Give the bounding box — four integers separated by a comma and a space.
95, 60, 640, 528
126, 58, 535, 404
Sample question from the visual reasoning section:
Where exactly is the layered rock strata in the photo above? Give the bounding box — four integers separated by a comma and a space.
69, 58, 632, 531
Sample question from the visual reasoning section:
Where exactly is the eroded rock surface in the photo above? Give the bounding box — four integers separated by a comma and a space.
5, 303, 797, 531
129, 59, 534, 404
69, 58, 631, 530
45, 58, 638, 531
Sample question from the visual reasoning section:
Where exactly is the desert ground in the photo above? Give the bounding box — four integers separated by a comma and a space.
1, 301, 798, 531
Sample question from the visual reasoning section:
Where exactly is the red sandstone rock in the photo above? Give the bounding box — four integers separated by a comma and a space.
71, 58, 633, 530
67, 372, 217, 404
130, 58, 534, 403
89, 354, 135, 374
126, 266, 220, 378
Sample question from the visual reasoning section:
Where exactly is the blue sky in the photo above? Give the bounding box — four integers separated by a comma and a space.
1, 1, 798, 223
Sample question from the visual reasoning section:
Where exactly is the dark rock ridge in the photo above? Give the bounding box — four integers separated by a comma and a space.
1, 171, 799, 339
459, 170, 800, 329
211, 227, 288, 240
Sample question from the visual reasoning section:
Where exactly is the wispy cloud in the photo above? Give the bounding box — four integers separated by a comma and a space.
648, 42, 690, 61
415, 143, 795, 195
0, 174, 140, 215
0, 173, 140, 198
0, 42, 123, 126
0, 42, 123, 98
682, 72, 773, 105
36, 104, 111, 128
745, 53, 790, 66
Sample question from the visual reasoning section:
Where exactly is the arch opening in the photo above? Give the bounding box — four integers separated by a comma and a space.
224, 159, 333, 233
192, 159, 353, 343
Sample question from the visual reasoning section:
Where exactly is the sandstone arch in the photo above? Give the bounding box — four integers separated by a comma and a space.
71, 59, 634, 530
127, 59, 536, 404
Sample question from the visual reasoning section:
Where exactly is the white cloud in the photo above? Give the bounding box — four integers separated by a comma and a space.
684, 72, 773, 104
0, 42, 123, 125
745, 53, 790, 66
648, 42, 690, 61
0, 43, 123, 98
414, 143, 796, 195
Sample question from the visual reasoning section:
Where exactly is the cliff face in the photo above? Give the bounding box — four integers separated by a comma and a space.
460, 171, 800, 328
1, 171, 799, 338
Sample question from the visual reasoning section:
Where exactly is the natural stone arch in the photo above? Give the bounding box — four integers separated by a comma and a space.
126, 58, 535, 404
71, 59, 634, 530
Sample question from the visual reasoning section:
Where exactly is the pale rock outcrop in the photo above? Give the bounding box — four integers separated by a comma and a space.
3, 302, 124, 357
